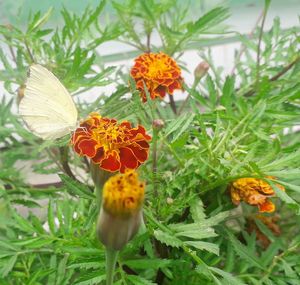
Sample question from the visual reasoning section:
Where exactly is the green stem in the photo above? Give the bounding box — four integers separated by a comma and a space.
105, 248, 119, 285
256, 0, 271, 88
90, 163, 113, 207
152, 128, 158, 197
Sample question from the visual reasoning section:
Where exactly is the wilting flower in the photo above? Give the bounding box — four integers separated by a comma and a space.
71, 113, 151, 173
246, 215, 281, 248
229, 177, 285, 213
130, 52, 182, 102
97, 170, 145, 250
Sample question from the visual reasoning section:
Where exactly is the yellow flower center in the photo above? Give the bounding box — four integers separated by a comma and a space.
91, 121, 128, 152
102, 170, 145, 216
147, 58, 169, 78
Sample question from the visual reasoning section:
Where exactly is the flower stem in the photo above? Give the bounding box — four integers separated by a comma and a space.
105, 248, 119, 285
152, 128, 158, 197
168, 93, 177, 114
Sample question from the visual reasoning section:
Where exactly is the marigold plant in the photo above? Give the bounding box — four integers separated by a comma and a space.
1, 1, 300, 285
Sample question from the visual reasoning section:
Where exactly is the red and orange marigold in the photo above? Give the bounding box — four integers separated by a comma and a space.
71, 113, 151, 173
130, 52, 182, 102
229, 177, 285, 213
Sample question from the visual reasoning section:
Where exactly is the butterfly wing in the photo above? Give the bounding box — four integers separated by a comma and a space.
19, 64, 78, 140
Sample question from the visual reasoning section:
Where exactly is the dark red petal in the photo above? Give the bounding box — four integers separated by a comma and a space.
167, 80, 181, 93
120, 121, 132, 129
128, 144, 148, 162
92, 147, 105, 163
119, 147, 138, 169
78, 139, 97, 157
100, 153, 121, 172
136, 140, 150, 149
155, 85, 167, 98
130, 125, 152, 141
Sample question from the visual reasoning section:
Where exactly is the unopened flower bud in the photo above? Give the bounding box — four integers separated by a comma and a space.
194, 61, 209, 81
152, 119, 164, 130
97, 170, 145, 250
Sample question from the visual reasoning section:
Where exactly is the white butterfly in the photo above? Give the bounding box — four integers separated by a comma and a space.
19, 64, 78, 140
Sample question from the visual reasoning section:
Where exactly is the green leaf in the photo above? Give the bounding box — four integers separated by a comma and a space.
187, 7, 229, 34
56, 254, 69, 285
126, 275, 156, 285
28, 8, 53, 33
59, 174, 95, 199
0, 255, 17, 277
124, 258, 172, 270
74, 272, 106, 285
220, 76, 235, 111
184, 241, 219, 255
209, 267, 245, 285
226, 231, 266, 270
153, 230, 182, 248
189, 198, 206, 222
165, 113, 195, 141
48, 199, 56, 235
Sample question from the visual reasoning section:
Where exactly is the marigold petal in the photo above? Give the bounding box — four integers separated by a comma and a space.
92, 147, 105, 164
100, 153, 121, 172
258, 200, 275, 213
128, 144, 149, 162
135, 140, 150, 149
119, 147, 138, 170
131, 125, 152, 141
78, 139, 97, 157
168, 80, 181, 94
155, 86, 167, 98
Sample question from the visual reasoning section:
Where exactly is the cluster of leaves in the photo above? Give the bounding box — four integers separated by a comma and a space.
0, 0, 300, 284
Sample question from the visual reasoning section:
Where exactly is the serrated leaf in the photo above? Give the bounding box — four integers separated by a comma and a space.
124, 258, 172, 270
165, 113, 194, 139
68, 261, 105, 270
190, 198, 206, 222
184, 241, 219, 255
74, 272, 106, 285
175, 229, 217, 239
209, 267, 246, 285
0, 255, 17, 277
59, 174, 95, 199
227, 231, 266, 270
126, 275, 156, 285
154, 230, 182, 248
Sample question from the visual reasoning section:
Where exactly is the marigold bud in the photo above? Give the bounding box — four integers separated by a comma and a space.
97, 170, 145, 250
152, 119, 164, 130
194, 61, 209, 81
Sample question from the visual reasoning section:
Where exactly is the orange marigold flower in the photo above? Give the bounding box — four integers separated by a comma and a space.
229, 177, 285, 213
130, 52, 182, 102
71, 113, 151, 173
